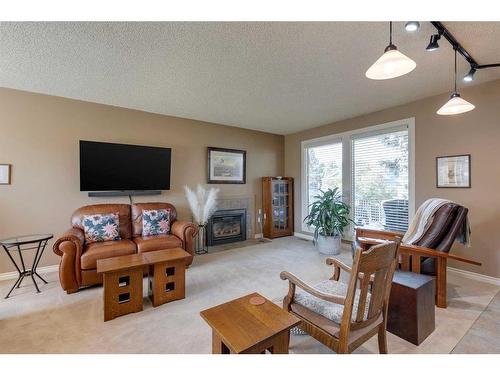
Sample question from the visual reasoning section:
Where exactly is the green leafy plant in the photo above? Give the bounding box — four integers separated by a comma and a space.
303, 187, 353, 244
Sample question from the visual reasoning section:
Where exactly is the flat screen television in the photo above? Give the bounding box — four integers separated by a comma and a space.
80, 140, 171, 191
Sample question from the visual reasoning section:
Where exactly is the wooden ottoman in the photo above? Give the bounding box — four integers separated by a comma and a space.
144, 248, 191, 307
97, 253, 148, 322
387, 270, 436, 345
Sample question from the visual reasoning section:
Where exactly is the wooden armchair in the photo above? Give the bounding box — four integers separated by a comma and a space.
355, 216, 481, 308
280, 239, 400, 354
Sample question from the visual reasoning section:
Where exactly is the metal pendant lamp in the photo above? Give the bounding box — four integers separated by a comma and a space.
437, 49, 475, 115
366, 22, 417, 80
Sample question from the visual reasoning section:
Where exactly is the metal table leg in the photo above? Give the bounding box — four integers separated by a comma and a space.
2, 239, 49, 298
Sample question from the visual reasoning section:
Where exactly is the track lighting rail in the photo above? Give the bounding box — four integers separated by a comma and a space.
430, 21, 500, 70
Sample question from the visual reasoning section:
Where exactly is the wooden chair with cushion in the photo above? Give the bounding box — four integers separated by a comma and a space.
280, 239, 401, 354
354, 202, 481, 308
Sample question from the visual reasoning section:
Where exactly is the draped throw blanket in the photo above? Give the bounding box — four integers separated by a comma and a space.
402, 198, 471, 247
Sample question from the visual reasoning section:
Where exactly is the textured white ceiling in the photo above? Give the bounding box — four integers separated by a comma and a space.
1, 22, 499, 135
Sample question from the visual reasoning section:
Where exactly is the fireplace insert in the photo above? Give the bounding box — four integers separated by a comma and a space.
206, 209, 247, 246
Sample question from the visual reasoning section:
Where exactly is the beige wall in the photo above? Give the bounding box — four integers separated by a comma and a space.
0, 88, 284, 273
285, 79, 500, 278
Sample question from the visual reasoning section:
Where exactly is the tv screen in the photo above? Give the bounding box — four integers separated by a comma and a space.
80, 141, 171, 191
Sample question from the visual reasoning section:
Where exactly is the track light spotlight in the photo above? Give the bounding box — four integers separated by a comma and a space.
463, 67, 476, 82
405, 22, 420, 32
426, 34, 440, 51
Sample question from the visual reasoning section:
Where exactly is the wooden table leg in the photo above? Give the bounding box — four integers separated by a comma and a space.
212, 329, 230, 354
103, 267, 143, 321
436, 257, 447, 308
268, 331, 290, 354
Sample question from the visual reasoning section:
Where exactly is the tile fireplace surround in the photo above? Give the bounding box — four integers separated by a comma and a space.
213, 197, 253, 240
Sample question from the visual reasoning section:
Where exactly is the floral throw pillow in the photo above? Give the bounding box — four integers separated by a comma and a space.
82, 213, 121, 244
142, 209, 171, 236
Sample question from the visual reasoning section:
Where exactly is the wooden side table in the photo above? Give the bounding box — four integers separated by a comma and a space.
200, 292, 300, 354
387, 270, 436, 345
97, 253, 148, 322
144, 248, 191, 307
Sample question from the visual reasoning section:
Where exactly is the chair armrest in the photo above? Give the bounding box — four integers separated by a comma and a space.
53, 227, 84, 257
355, 227, 405, 241
400, 243, 481, 266
171, 220, 198, 262
326, 257, 352, 281
280, 271, 345, 305
52, 227, 85, 292
326, 257, 373, 283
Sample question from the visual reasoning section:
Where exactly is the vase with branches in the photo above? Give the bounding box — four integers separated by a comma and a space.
184, 185, 219, 254
303, 187, 352, 255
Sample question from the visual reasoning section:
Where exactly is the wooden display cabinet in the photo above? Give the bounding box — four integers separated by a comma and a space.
262, 177, 293, 238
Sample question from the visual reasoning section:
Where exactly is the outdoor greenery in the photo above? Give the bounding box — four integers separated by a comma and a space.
303, 187, 352, 244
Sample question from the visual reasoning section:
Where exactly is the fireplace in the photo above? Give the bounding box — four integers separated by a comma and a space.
206, 209, 247, 246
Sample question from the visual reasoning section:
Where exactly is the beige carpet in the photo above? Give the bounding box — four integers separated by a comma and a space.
0, 237, 498, 354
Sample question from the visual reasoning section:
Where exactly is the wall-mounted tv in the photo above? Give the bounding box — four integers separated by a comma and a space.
80, 140, 171, 191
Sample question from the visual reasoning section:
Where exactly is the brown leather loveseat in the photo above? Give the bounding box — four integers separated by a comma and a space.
53, 203, 197, 294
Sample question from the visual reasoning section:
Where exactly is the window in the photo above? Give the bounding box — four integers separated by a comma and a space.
306, 142, 342, 208
352, 129, 409, 232
301, 118, 414, 236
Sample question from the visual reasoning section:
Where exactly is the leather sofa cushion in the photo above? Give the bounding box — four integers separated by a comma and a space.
81, 239, 136, 270
415, 203, 458, 249
72, 204, 132, 240
131, 203, 178, 237
133, 234, 182, 253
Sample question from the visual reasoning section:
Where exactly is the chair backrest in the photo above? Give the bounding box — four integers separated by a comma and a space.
340, 239, 400, 336
415, 203, 467, 253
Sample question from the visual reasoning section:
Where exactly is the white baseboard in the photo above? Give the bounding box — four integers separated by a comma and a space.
294, 232, 314, 241
448, 266, 500, 286
0, 264, 59, 281
254, 233, 263, 239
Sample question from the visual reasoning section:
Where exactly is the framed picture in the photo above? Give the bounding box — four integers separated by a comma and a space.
207, 147, 246, 184
0, 164, 11, 185
436, 154, 471, 188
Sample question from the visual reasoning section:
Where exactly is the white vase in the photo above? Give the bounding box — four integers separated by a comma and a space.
316, 235, 341, 255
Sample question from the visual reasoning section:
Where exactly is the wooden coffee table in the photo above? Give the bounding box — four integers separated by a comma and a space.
96, 248, 190, 321
97, 253, 148, 322
200, 292, 300, 354
144, 248, 191, 307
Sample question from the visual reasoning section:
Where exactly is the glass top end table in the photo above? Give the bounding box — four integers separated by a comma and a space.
0, 234, 53, 298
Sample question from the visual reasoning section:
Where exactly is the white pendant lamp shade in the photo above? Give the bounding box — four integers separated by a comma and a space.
365, 47, 417, 80
437, 50, 475, 115
437, 93, 475, 115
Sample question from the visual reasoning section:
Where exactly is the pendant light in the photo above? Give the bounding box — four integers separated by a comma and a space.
437, 49, 475, 115
366, 22, 417, 80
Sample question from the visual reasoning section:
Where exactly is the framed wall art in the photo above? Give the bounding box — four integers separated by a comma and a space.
207, 147, 246, 184
436, 154, 471, 188
0, 164, 11, 185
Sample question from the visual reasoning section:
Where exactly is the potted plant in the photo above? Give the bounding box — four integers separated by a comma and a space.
303, 187, 352, 255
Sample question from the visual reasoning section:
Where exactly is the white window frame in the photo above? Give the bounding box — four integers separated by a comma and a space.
301, 117, 415, 238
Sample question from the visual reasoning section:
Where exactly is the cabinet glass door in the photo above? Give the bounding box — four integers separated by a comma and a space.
272, 180, 289, 231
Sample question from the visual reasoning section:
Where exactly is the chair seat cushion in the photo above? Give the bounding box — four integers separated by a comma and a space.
133, 234, 182, 253
294, 279, 371, 325
81, 239, 136, 270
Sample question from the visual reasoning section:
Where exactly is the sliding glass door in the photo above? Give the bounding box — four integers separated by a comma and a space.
352, 128, 409, 232
306, 141, 343, 206
302, 119, 413, 236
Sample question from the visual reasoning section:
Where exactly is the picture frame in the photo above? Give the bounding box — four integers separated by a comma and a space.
436, 154, 471, 188
207, 147, 246, 184
0, 164, 11, 185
